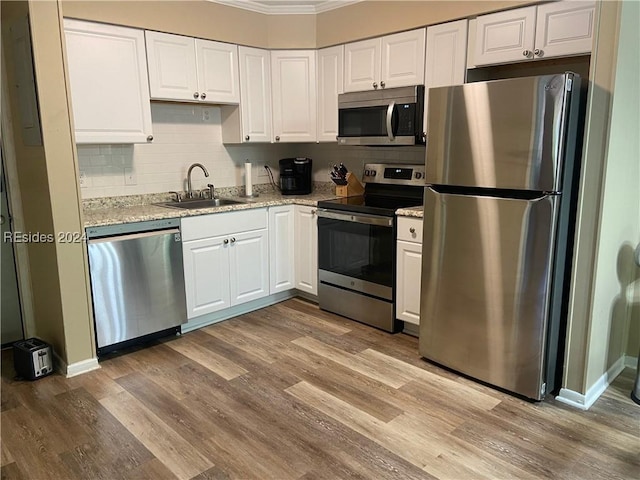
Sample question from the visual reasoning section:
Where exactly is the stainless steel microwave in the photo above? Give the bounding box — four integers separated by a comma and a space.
337, 85, 425, 146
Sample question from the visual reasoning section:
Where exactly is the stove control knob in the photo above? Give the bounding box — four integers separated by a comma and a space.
415, 172, 422, 179
371, 170, 376, 177
364, 169, 370, 176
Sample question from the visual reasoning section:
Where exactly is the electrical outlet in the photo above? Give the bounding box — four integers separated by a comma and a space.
202, 109, 210, 121
78, 170, 91, 188
257, 164, 268, 177
124, 167, 137, 185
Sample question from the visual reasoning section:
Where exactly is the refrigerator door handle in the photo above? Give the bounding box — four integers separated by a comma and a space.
386, 101, 396, 141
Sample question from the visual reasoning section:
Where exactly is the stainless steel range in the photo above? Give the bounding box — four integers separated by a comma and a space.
317, 163, 424, 332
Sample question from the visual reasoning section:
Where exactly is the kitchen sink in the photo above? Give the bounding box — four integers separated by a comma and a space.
157, 198, 244, 210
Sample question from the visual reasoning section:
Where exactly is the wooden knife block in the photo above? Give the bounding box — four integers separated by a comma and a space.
335, 173, 365, 197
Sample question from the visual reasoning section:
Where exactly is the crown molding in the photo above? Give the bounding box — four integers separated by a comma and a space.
211, 0, 362, 15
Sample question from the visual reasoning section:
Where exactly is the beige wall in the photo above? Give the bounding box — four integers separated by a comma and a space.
587, 0, 640, 381
1, 1, 67, 357
2, 0, 95, 365
62, 1, 317, 48
315, 0, 533, 46
563, 0, 624, 393
62, 0, 532, 49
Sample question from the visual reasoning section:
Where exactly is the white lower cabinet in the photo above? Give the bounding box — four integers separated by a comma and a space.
181, 209, 269, 319
294, 205, 318, 296
396, 217, 423, 326
269, 206, 296, 294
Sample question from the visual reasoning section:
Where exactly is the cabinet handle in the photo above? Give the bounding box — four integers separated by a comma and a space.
534, 49, 543, 57
372, 82, 378, 89
146, 135, 154, 142
223, 239, 229, 244
275, 136, 280, 142
409, 227, 416, 234
230, 237, 236, 243
245, 135, 250, 141
200, 92, 207, 99
311, 209, 316, 216
522, 50, 531, 58
193, 92, 199, 99
380, 81, 386, 89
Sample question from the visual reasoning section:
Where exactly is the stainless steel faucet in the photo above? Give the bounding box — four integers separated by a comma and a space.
187, 163, 209, 198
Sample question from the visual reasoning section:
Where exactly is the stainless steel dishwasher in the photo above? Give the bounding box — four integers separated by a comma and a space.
86, 218, 186, 356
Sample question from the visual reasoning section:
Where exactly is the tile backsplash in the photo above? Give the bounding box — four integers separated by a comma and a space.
77, 102, 426, 199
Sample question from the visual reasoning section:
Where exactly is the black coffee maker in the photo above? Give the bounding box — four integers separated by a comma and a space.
279, 158, 312, 195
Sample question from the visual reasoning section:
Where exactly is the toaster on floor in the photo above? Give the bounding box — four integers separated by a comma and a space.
13, 338, 53, 380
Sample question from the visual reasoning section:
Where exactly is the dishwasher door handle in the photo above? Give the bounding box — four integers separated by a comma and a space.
88, 228, 181, 244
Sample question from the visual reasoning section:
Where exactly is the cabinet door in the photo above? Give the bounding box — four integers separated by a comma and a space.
229, 229, 269, 305
294, 206, 318, 296
474, 6, 537, 66
145, 31, 198, 101
196, 39, 240, 104
344, 38, 381, 92
64, 19, 152, 144
238, 46, 272, 143
424, 20, 468, 134
381, 29, 426, 89
183, 236, 230, 319
534, 1, 595, 59
396, 240, 422, 325
317, 45, 344, 142
271, 51, 317, 142
269, 206, 296, 294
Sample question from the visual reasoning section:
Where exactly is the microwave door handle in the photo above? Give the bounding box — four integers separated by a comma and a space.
386, 101, 395, 141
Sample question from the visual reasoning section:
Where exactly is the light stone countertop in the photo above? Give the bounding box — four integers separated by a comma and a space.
83, 191, 339, 228
396, 205, 423, 218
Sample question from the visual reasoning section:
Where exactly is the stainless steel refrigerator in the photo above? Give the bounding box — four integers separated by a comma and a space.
419, 73, 583, 400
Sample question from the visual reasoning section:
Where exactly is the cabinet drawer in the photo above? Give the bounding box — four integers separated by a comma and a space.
181, 208, 267, 242
397, 216, 423, 243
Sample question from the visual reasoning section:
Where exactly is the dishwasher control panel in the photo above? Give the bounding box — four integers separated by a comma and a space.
86, 218, 180, 239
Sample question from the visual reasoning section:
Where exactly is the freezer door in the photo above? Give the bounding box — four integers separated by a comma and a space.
426, 74, 574, 192
419, 188, 558, 399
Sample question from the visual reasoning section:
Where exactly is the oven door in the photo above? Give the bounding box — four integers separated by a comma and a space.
317, 209, 395, 300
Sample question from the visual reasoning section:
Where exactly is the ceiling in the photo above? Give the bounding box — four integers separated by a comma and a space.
210, 0, 363, 14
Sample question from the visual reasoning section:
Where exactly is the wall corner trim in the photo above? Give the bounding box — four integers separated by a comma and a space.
556, 355, 626, 410
55, 351, 100, 378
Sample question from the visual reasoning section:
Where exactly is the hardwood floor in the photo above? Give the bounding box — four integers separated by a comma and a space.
1, 298, 638, 479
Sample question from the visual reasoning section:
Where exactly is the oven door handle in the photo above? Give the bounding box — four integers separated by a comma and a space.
316, 209, 393, 227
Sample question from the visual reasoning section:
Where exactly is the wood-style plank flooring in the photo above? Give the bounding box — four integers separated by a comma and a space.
1, 298, 638, 479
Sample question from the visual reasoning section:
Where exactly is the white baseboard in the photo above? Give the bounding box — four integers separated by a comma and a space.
556, 355, 626, 410
53, 351, 100, 378
624, 355, 638, 369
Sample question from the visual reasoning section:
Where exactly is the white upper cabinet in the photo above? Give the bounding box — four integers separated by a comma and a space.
64, 19, 153, 144
195, 39, 240, 103
344, 28, 425, 92
222, 46, 272, 143
145, 31, 239, 103
317, 45, 344, 142
424, 19, 468, 134
271, 50, 317, 143
473, 1, 595, 67
381, 29, 426, 89
144, 31, 198, 101
534, 1, 596, 59
344, 38, 381, 92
